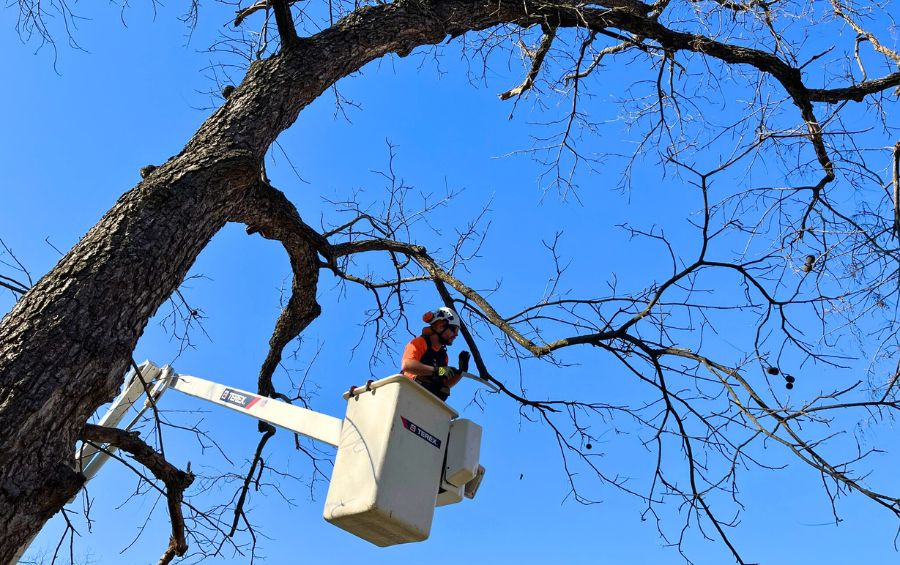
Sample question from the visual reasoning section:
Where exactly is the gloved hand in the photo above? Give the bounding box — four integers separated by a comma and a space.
433, 365, 457, 383
458, 350, 470, 373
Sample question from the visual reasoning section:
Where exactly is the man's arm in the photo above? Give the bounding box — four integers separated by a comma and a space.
401, 358, 439, 378
401, 358, 463, 388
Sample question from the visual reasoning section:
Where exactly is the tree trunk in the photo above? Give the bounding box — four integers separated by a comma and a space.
0, 150, 259, 559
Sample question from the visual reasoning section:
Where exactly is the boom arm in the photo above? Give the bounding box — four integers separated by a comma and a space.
77, 361, 343, 480
168, 372, 342, 446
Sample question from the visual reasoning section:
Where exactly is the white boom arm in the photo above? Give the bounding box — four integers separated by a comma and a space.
168, 372, 342, 446
76, 361, 343, 483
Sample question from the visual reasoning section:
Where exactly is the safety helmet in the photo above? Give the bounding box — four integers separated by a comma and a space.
422, 307, 460, 328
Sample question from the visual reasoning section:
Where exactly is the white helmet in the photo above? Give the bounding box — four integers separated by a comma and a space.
423, 307, 460, 328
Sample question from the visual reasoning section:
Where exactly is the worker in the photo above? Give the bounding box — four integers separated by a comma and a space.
401, 307, 470, 401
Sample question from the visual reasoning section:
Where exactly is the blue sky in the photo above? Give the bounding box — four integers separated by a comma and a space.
3, 2, 900, 564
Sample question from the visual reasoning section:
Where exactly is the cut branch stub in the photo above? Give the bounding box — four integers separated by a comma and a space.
499, 25, 557, 100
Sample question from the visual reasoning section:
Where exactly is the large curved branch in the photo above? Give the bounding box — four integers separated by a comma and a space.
230, 179, 324, 397
194, 0, 900, 162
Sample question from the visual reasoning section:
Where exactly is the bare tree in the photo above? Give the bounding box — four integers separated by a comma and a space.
3, 0, 900, 563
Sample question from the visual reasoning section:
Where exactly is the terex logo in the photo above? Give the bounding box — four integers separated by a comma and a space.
401, 416, 441, 449
219, 388, 261, 409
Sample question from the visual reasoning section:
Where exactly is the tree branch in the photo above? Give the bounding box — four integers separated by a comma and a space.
271, 0, 299, 48
228, 423, 277, 538
231, 178, 323, 397
499, 25, 557, 101
80, 425, 194, 564
894, 141, 900, 239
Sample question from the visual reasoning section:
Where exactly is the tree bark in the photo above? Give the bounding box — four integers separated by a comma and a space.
0, 150, 258, 558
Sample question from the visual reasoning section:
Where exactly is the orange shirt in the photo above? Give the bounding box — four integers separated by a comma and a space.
401, 336, 448, 379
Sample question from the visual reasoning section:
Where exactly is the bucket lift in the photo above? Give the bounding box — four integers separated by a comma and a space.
76, 361, 494, 547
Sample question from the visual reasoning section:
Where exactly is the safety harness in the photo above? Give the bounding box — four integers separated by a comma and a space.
414, 331, 451, 401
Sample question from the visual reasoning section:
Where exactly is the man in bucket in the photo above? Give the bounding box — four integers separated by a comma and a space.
401, 307, 470, 401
